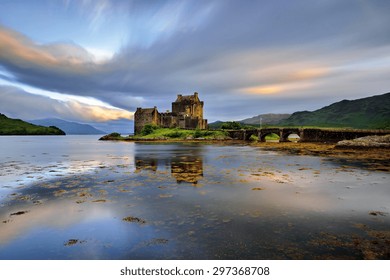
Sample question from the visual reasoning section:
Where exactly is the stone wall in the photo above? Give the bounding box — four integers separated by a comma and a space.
160, 113, 178, 128
134, 107, 160, 134
299, 129, 390, 142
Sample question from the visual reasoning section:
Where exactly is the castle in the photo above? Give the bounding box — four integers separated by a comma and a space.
134, 92, 208, 134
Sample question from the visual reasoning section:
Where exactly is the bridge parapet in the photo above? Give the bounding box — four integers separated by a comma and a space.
299, 128, 390, 143
225, 128, 390, 142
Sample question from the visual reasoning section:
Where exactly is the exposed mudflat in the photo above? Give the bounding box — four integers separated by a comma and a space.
253, 142, 390, 172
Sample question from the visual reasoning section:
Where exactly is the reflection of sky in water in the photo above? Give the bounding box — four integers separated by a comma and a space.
0, 135, 134, 191
0, 137, 389, 259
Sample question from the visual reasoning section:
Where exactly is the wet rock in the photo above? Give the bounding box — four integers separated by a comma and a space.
54, 189, 67, 197
146, 238, 169, 245
336, 135, 390, 149
298, 167, 312, 171
159, 194, 173, 198
17, 195, 31, 201
10, 210, 29, 216
369, 211, 387, 216
77, 190, 92, 198
64, 239, 86, 246
64, 239, 78, 246
92, 199, 106, 203
122, 216, 146, 224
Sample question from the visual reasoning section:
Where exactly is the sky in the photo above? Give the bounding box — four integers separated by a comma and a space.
0, 0, 389, 133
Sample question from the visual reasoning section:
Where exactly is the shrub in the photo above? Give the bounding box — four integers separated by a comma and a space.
141, 124, 158, 136
109, 132, 121, 137
249, 134, 259, 141
193, 129, 215, 138
194, 129, 203, 138
164, 130, 184, 138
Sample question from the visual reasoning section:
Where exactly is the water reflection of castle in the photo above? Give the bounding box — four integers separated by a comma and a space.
134, 146, 203, 184
170, 156, 203, 184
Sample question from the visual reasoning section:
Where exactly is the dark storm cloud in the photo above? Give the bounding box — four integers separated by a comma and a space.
0, 0, 390, 120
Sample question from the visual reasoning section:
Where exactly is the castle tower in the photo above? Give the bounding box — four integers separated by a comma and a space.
172, 92, 203, 118
171, 92, 206, 129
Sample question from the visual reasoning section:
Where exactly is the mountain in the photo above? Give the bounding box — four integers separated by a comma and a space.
29, 118, 106, 135
279, 92, 390, 129
239, 114, 291, 125
0, 113, 65, 135
208, 114, 290, 129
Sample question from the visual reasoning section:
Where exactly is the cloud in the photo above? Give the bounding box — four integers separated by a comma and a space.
0, 0, 390, 122
62, 100, 133, 122
0, 26, 96, 66
0, 85, 132, 122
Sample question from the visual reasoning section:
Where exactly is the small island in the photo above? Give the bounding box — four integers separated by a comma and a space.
99, 126, 231, 141
101, 92, 231, 141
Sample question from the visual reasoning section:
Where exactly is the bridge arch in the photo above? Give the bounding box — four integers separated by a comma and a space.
263, 133, 280, 142
280, 128, 301, 142
243, 129, 258, 141
258, 128, 281, 142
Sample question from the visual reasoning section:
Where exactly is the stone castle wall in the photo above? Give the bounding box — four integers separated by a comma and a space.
160, 113, 178, 128
134, 107, 160, 135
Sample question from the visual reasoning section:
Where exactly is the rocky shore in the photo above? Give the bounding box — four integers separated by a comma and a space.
253, 136, 390, 172
335, 134, 390, 148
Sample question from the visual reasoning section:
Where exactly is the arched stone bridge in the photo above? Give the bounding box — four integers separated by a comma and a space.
225, 128, 390, 142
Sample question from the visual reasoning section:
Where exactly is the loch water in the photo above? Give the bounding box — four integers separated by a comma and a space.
0, 135, 389, 259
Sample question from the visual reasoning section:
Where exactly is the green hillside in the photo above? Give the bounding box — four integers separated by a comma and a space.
209, 114, 291, 129
0, 113, 65, 135
239, 113, 291, 125
279, 92, 390, 129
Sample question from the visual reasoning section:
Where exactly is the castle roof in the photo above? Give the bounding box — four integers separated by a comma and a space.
136, 107, 158, 114
174, 92, 200, 103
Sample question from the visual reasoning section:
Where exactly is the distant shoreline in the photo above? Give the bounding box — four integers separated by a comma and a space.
99, 134, 241, 144
99, 133, 390, 172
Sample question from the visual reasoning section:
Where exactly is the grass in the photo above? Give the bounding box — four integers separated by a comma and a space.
137, 127, 229, 140
100, 127, 230, 141
264, 133, 280, 140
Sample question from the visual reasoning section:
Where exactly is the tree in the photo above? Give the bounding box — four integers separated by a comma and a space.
221, 121, 242, 130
